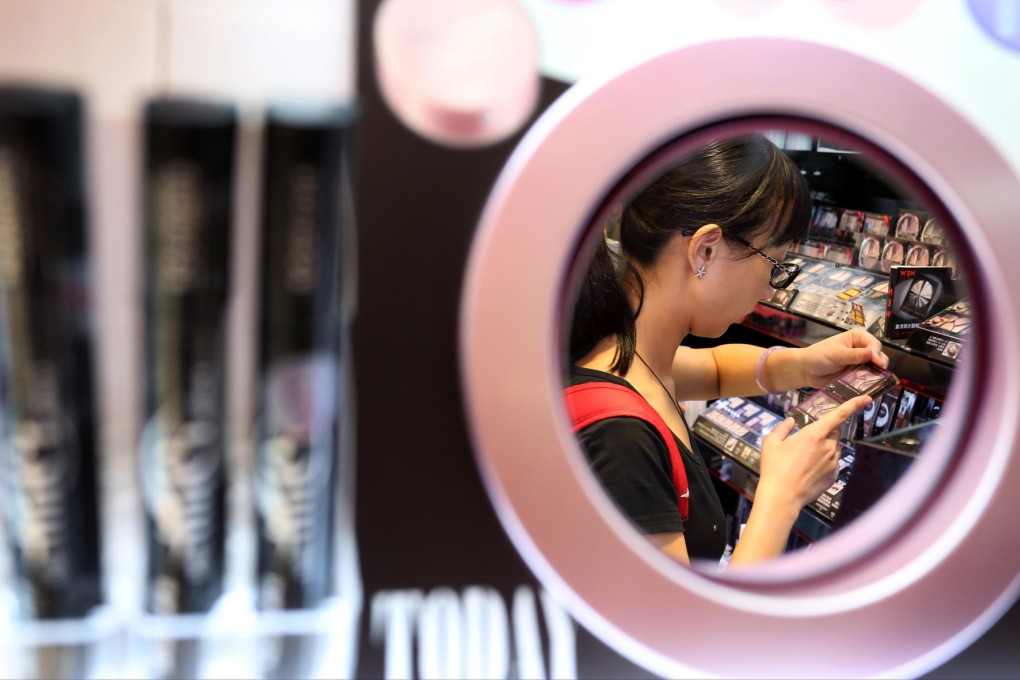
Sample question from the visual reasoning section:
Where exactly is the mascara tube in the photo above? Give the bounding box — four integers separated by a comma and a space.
0, 86, 102, 675
254, 105, 352, 679
139, 98, 236, 679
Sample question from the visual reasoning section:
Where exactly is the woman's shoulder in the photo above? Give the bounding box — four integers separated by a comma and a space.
576, 415, 671, 465
567, 365, 631, 388
566, 365, 666, 452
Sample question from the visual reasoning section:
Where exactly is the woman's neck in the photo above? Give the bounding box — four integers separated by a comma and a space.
632, 280, 690, 379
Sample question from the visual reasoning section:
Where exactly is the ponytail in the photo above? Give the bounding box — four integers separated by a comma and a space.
569, 236, 641, 373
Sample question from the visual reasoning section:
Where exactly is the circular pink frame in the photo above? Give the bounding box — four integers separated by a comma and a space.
461, 38, 1020, 678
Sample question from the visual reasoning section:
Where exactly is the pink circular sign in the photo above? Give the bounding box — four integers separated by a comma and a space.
373, 0, 541, 147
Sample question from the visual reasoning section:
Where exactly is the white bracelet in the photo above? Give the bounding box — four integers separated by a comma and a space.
755, 345, 785, 394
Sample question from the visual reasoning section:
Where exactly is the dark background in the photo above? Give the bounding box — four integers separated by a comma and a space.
350, 1, 1020, 676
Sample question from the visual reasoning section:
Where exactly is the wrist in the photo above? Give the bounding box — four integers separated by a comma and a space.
755, 345, 786, 394
752, 479, 803, 524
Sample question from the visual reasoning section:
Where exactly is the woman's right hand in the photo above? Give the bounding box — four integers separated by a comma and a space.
758, 395, 873, 509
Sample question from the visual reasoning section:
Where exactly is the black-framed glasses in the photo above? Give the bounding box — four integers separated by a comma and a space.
733, 237, 801, 290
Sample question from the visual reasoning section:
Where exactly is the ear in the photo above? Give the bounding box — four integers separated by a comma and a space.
686, 224, 723, 275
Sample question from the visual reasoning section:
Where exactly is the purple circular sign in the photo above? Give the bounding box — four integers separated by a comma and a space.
967, 0, 1020, 52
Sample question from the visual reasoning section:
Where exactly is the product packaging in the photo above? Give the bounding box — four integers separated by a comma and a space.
857, 235, 883, 271
139, 97, 237, 678
811, 205, 840, 237
884, 265, 954, 340
0, 85, 102, 677
839, 209, 864, 233
253, 104, 354, 679
862, 212, 891, 237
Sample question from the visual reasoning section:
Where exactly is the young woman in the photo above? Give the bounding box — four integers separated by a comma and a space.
568, 134, 888, 567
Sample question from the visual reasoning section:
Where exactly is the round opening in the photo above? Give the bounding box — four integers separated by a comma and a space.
559, 117, 980, 586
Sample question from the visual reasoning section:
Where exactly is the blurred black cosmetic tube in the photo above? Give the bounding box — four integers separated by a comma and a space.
253, 104, 353, 679
0, 86, 102, 622
139, 98, 236, 678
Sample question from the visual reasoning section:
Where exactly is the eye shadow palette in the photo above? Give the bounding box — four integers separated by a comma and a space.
787, 364, 901, 439
907, 297, 971, 364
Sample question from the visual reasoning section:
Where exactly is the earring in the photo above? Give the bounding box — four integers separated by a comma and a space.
695, 265, 706, 279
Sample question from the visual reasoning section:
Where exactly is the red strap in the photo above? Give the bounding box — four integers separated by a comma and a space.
564, 382, 689, 521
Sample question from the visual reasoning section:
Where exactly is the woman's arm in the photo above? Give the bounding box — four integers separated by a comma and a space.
647, 532, 691, 565
672, 329, 889, 401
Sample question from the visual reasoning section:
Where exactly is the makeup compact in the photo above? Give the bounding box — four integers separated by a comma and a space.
858, 236, 882, 270
895, 212, 921, 240
920, 218, 946, 245
879, 239, 905, 273
905, 243, 931, 266
931, 247, 956, 276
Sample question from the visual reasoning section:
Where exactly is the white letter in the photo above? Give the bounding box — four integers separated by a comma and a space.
417, 587, 462, 679
512, 586, 545, 680
462, 586, 509, 679
370, 589, 422, 680
540, 590, 576, 679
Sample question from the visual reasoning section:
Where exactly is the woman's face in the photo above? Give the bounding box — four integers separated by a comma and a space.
691, 235, 787, 337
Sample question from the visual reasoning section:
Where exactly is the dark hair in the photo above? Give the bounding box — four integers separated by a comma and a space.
569, 134, 811, 372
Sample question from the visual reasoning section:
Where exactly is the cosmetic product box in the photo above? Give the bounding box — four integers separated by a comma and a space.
884, 265, 955, 340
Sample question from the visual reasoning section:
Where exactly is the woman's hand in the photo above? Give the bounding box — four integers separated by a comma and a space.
758, 395, 872, 509
796, 328, 889, 388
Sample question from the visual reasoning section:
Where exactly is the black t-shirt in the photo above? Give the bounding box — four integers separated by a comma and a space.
568, 366, 729, 562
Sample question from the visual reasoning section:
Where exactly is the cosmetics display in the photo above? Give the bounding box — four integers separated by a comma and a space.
744, 305, 807, 337
779, 255, 888, 332
0, 85, 103, 678
254, 104, 353, 679
692, 396, 857, 524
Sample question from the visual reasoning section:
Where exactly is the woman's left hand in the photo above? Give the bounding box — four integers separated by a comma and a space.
797, 328, 889, 388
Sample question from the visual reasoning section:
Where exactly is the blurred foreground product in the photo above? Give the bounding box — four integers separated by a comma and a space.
0, 84, 102, 678
254, 103, 354, 680
139, 97, 236, 679
0, 85, 102, 620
